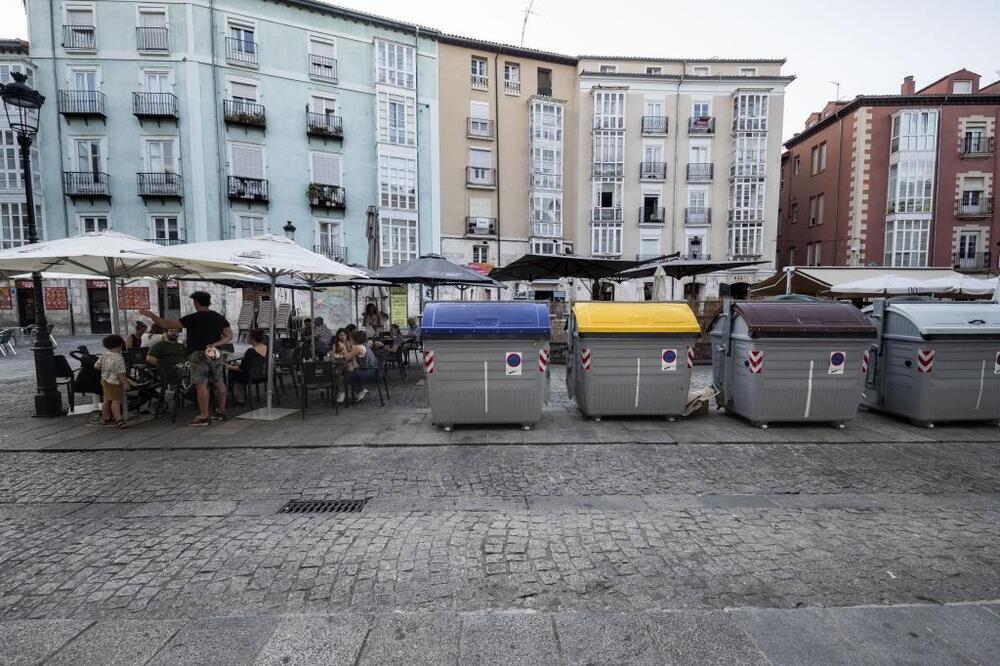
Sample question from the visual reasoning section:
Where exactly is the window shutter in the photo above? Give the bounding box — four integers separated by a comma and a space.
469, 198, 491, 217
231, 82, 257, 101
231, 145, 263, 178
312, 153, 340, 185
141, 11, 166, 28
470, 101, 489, 119
469, 149, 491, 168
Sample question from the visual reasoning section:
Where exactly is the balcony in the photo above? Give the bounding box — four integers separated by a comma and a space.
306, 112, 343, 138
639, 207, 665, 224
685, 207, 711, 225
62, 25, 95, 50
228, 176, 268, 203
953, 252, 991, 272
641, 116, 668, 135
147, 238, 185, 246
471, 73, 489, 90
309, 54, 337, 81
137, 172, 182, 198
592, 162, 624, 178
307, 184, 346, 209
537, 86, 553, 97
687, 163, 714, 182
688, 116, 715, 134
225, 37, 258, 66
224, 100, 266, 129
960, 136, 995, 157
133, 93, 178, 119
63, 172, 110, 199
685, 252, 711, 261
466, 216, 497, 237
636, 253, 664, 262
505, 79, 521, 95
467, 166, 496, 188
955, 198, 993, 219
314, 245, 347, 263
592, 207, 623, 222
136, 27, 169, 51
639, 162, 666, 181
467, 117, 494, 139
58, 90, 106, 119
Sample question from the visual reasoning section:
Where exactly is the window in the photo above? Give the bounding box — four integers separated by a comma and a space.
639, 229, 660, 259
692, 66, 709, 76
788, 246, 796, 266
816, 194, 825, 225
593, 91, 625, 129
310, 95, 337, 120
1, 63, 33, 86
310, 152, 341, 186
886, 159, 934, 214
645, 99, 664, 118
692, 101, 710, 118
80, 214, 109, 234
957, 231, 982, 265
503, 62, 520, 95
471, 56, 488, 89
960, 176, 985, 214
472, 244, 489, 264
531, 238, 564, 255
378, 92, 416, 146
952, 80, 973, 94
229, 80, 258, 110
71, 68, 98, 93
793, 156, 800, 175
592, 131, 624, 173
1, 203, 41, 248
891, 110, 938, 152
688, 188, 707, 209
531, 145, 563, 189
599, 65, 616, 74
380, 217, 418, 266
227, 21, 256, 64
810, 146, 819, 175
469, 101, 491, 137
309, 38, 337, 80
316, 219, 342, 250
690, 142, 709, 164
820, 142, 827, 170
143, 70, 170, 93
531, 100, 563, 141
235, 214, 265, 238
963, 124, 987, 153
468, 148, 493, 186
592, 180, 622, 217
591, 223, 622, 256
808, 194, 824, 225
645, 143, 664, 164
1, 130, 40, 190
530, 193, 562, 237
151, 215, 181, 242
729, 222, 762, 257
64, 4, 96, 50
145, 138, 176, 173
646, 66, 662, 75
137, 7, 168, 51
74, 138, 103, 173
230, 143, 263, 178
379, 155, 417, 210
376, 39, 415, 89
730, 178, 765, 221
884, 219, 929, 267
791, 203, 799, 224
537, 67, 552, 95
739, 67, 757, 76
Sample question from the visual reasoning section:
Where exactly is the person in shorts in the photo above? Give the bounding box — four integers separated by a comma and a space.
94, 334, 136, 428
141, 291, 232, 426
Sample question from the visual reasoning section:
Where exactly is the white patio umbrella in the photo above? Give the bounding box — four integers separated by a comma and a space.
0, 231, 191, 333
827, 274, 938, 296
131, 235, 364, 420
650, 265, 670, 302
920, 275, 996, 296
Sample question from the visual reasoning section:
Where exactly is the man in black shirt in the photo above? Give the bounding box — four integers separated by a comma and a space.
141, 291, 232, 426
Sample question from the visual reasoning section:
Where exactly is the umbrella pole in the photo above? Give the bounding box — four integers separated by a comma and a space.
266, 273, 277, 412
309, 283, 316, 359
109, 278, 121, 335
354, 287, 359, 327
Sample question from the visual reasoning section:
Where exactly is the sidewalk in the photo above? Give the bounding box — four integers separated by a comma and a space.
4, 603, 998, 665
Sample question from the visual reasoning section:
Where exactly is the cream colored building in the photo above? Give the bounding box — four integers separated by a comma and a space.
575, 57, 794, 299
436, 36, 578, 299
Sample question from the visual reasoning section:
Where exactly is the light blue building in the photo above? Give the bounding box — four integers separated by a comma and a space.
15, 0, 439, 331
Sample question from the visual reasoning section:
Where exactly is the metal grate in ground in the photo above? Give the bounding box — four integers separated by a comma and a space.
278, 498, 370, 514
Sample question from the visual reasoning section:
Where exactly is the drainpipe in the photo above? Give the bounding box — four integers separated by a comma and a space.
669, 61, 685, 257
493, 48, 502, 270
47, 0, 70, 238
832, 112, 844, 265
209, 0, 226, 239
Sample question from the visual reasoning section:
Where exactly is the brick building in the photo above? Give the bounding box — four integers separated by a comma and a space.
777, 69, 999, 272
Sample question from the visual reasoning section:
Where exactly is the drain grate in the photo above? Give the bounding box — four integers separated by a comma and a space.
278, 498, 371, 514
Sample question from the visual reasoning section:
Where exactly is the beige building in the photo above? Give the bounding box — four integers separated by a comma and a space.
436, 36, 578, 299
575, 57, 794, 299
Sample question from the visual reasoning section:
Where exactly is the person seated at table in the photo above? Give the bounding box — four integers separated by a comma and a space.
300, 318, 313, 340
142, 323, 165, 348
373, 324, 405, 353
346, 330, 380, 403
227, 329, 268, 405
125, 321, 147, 350
362, 303, 383, 335
313, 317, 334, 355
406, 316, 420, 340
146, 328, 186, 368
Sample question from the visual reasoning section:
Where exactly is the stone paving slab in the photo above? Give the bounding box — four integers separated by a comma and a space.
459, 613, 560, 666
252, 614, 370, 666
146, 616, 278, 665
44, 619, 186, 666
0, 619, 92, 666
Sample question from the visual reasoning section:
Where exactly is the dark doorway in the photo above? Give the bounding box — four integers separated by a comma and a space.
157, 281, 181, 319
16, 288, 36, 327
729, 282, 750, 300
87, 287, 112, 334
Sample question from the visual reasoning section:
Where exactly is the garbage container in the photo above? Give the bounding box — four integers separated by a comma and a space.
421, 301, 550, 430
711, 300, 876, 427
567, 302, 700, 419
862, 299, 1000, 426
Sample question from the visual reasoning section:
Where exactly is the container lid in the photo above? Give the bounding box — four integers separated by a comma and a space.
421, 301, 551, 338
735, 301, 875, 337
572, 302, 700, 334
887, 302, 1000, 336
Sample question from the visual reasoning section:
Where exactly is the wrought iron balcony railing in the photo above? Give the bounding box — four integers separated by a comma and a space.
466, 216, 497, 237
592, 207, 623, 222
592, 162, 624, 178
133, 92, 178, 119
639, 207, 665, 224
687, 163, 714, 181
64, 171, 110, 197
225, 37, 258, 65
466, 166, 496, 187
314, 245, 347, 262
308, 184, 346, 209
639, 162, 666, 180
471, 73, 489, 90
309, 53, 337, 81
467, 117, 494, 139
58, 90, 106, 118
147, 238, 185, 246
137, 172, 182, 197
504, 79, 521, 95
953, 251, 990, 272
960, 136, 995, 156
641, 116, 668, 135
306, 112, 342, 138
228, 176, 268, 202
688, 116, 715, 134
136, 27, 169, 51
62, 25, 95, 50
685, 207, 711, 224
955, 198, 993, 218
224, 100, 266, 128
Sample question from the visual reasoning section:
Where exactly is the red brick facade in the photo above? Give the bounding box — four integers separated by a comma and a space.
778, 69, 1000, 272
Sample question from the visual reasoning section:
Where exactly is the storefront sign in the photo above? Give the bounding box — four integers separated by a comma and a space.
87, 280, 109, 289
16, 280, 33, 289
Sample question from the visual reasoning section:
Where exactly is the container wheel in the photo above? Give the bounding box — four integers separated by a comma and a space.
665, 416, 677, 422
835, 423, 846, 429
442, 425, 453, 432
521, 424, 533, 431
592, 416, 602, 422
757, 423, 769, 429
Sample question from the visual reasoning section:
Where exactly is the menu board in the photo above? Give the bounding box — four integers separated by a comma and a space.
389, 286, 408, 327
118, 286, 150, 310
43, 287, 69, 310
0, 288, 12, 310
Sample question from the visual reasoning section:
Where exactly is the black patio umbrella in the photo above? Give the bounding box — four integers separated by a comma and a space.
370, 253, 503, 290
612, 257, 769, 281
488, 253, 647, 282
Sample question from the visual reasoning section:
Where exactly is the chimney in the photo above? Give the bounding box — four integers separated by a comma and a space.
901, 75, 915, 96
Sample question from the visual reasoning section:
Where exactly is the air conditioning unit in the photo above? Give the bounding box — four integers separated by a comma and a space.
563, 242, 575, 255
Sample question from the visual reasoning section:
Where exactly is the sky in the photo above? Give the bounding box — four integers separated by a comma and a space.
2, 0, 998, 141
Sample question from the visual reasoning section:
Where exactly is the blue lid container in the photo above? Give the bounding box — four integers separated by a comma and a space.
421, 302, 551, 339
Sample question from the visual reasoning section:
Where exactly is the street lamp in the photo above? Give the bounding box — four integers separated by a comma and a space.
1, 72, 63, 417
282, 220, 296, 241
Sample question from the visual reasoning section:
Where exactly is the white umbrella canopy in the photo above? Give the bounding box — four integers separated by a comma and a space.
132, 235, 365, 419
651, 265, 670, 302
920, 275, 996, 296
827, 274, 938, 296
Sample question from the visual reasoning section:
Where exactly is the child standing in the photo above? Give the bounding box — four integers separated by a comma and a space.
94, 334, 135, 428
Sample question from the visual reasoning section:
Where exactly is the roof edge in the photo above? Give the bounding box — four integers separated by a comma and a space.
436, 33, 578, 65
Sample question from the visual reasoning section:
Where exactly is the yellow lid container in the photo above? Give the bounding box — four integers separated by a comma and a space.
572, 302, 701, 334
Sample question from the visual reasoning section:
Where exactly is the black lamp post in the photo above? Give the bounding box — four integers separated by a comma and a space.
282, 220, 296, 241
1, 72, 63, 417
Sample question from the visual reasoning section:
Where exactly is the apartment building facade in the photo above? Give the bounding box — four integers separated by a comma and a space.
8, 0, 439, 332
435, 36, 578, 299
778, 69, 1000, 272
575, 57, 792, 299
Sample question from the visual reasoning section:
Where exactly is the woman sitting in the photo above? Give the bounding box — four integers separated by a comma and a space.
346, 330, 380, 403
227, 329, 268, 405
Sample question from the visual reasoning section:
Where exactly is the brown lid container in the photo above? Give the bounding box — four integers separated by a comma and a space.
735, 302, 876, 338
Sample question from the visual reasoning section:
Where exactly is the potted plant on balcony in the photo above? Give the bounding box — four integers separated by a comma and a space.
307, 183, 325, 206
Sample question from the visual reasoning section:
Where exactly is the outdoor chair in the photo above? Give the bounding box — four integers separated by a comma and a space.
350, 351, 389, 406
0, 329, 14, 357
53, 354, 76, 412
152, 362, 191, 423
382, 345, 407, 381
274, 303, 292, 337
257, 301, 275, 331
299, 360, 338, 418
241, 354, 273, 411
274, 345, 301, 397
126, 346, 149, 369
236, 300, 255, 342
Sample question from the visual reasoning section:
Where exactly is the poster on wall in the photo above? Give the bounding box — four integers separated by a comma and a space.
118, 287, 150, 310
0, 288, 12, 310
43, 287, 69, 310
389, 286, 408, 327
